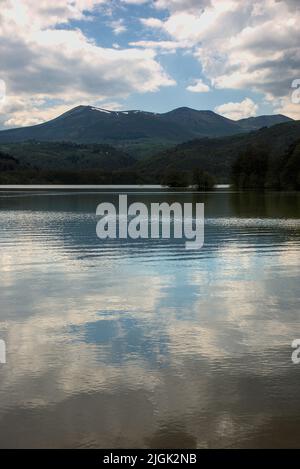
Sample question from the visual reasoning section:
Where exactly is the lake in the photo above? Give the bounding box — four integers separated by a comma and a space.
0, 189, 299, 448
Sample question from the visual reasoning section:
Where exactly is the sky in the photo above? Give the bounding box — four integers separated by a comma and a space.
0, 0, 299, 129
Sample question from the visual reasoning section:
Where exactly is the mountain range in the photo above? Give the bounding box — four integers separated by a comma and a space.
0, 106, 293, 146
0, 105, 298, 186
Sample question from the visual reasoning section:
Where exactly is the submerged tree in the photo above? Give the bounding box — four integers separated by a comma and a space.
192, 168, 215, 190
160, 169, 189, 188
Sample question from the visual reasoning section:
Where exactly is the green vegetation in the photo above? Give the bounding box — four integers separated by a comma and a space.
232, 146, 269, 189
117, 139, 175, 160
160, 168, 216, 189
135, 120, 300, 182
232, 141, 300, 190
277, 140, 300, 190
161, 169, 190, 188
0, 141, 143, 184
0, 150, 20, 171
192, 168, 216, 190
0, 141, 135, 171
0, 169, 147, 185
0, 121, 299, 189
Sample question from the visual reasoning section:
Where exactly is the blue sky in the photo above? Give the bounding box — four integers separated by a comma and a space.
0, 0, 299, 128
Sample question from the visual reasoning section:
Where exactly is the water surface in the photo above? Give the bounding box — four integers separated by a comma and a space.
0, 190, 299, 448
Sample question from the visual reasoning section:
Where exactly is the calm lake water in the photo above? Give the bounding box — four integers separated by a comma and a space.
0, 190, 299, 448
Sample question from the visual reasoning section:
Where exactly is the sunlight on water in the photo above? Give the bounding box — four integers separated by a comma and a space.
0, 191, 299, 448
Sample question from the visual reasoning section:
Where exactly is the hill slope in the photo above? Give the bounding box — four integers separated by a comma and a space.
135, 120, 300, 182
0, 141, 135, 171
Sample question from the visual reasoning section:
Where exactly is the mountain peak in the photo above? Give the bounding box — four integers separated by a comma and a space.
165, 106, 204, 114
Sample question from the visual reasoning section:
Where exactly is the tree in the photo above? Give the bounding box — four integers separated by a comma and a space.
160, 169, 189, 187
279, 141, 300, 190
231, 146, 269, 189
192, 168, 215, 190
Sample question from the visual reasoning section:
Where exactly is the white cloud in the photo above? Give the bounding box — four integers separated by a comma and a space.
1, 28, 174, 98
2, 98, 125, 128
274, 96, 300, 120
215, 98, 258, 120
122, 0, 148, 4
140, 17, 164, 28
2, 101, 71, 128
109, 19, 127, 35
0, 0, 175, 128
1, 0, 106, 29
145, 0, 300, 114
2, 0, 300, 126
154, 0, 211, 12
149, 1, 241, 44
187, 79, 210, 93
129, 40, 186, 53
0, 80, 6, 109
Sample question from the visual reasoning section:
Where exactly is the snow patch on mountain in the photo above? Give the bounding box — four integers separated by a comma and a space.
90, 107, 112, 114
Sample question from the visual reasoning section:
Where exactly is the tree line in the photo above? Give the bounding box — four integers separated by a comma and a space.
0, 139, 299, 190
231, 140, 300, 190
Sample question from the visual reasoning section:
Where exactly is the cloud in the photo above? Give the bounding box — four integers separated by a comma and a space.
144, 0, 300, 115
215, 98, 258, 120
122, 0, 148, 4
129, 40, 186, 53
109, 19, 127, 35
0, 80, 6, 109
1, 0, 106, 29
2, 0, 300, 125
154, 0, 211, 12
274, 97, 300, 120
186, 79, 210, 93
140, 17, 164, 28
2, 100, 71, 128
0, 0, 175, 128
0, 29, 174, 114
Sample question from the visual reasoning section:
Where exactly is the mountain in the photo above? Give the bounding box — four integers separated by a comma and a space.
135, 120, 300, 182
237, 114, 293, 131
159, 107, 242, 137
0, 105, 293, 147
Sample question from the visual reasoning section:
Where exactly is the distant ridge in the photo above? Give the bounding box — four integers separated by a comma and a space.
237, 114, 292, 130
0, 105, 293, 145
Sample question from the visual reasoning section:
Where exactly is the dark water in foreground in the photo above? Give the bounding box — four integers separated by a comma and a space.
0, 190, 299, 448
